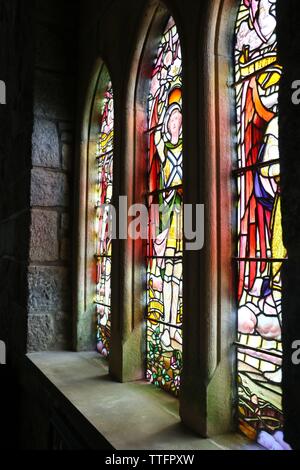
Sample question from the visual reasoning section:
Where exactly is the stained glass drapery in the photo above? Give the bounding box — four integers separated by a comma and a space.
234, 0, 286, 443
95, 78, 114, 357
146, 17, 183, 396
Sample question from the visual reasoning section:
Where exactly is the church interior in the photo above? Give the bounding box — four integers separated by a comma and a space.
1, 0, 300, 451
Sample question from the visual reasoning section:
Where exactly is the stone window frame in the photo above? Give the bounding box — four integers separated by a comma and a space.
182, 0, 239, 436
74, 0, 246, 439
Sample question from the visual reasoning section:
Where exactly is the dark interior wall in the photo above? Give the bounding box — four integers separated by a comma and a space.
0, 0, 34, 368
27, 0, 79, 352
0, 0, 78, 449
0, 0, 34, 449
0, 0, 79, 364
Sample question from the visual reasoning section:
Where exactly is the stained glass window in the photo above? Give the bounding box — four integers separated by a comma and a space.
95, 77, 114, 358
146, 17, 183, 396
234, 0, 287, 447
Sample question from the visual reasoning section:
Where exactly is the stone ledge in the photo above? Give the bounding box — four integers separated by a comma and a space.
25, 352, 262, 451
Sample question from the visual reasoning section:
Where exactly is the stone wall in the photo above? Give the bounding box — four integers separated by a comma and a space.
27, 0, 78, 351
0, 2, 78, 448
0, 0, 78, 360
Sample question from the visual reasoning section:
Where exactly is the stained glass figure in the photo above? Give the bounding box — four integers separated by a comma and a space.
95, 79, 114, 357
146, 17, 183, 396
234, 0, 287, 446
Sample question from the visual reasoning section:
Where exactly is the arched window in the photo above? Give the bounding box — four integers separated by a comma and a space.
95, 72, 114, 358
75, 62, 114, 355
146, 16, 183, 396
234, 0, 286, 444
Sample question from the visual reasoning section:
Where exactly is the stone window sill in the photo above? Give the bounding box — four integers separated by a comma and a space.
26, 351, 262, 450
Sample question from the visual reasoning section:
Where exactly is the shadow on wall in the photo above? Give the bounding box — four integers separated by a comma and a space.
0, 363, 21, 449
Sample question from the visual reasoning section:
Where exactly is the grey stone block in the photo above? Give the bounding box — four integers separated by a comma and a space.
27, 314, 55, 352
31, 167, 69, 207
32, 118, 60, 168
28, 266, 69, 311
30, 210, 59, 262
